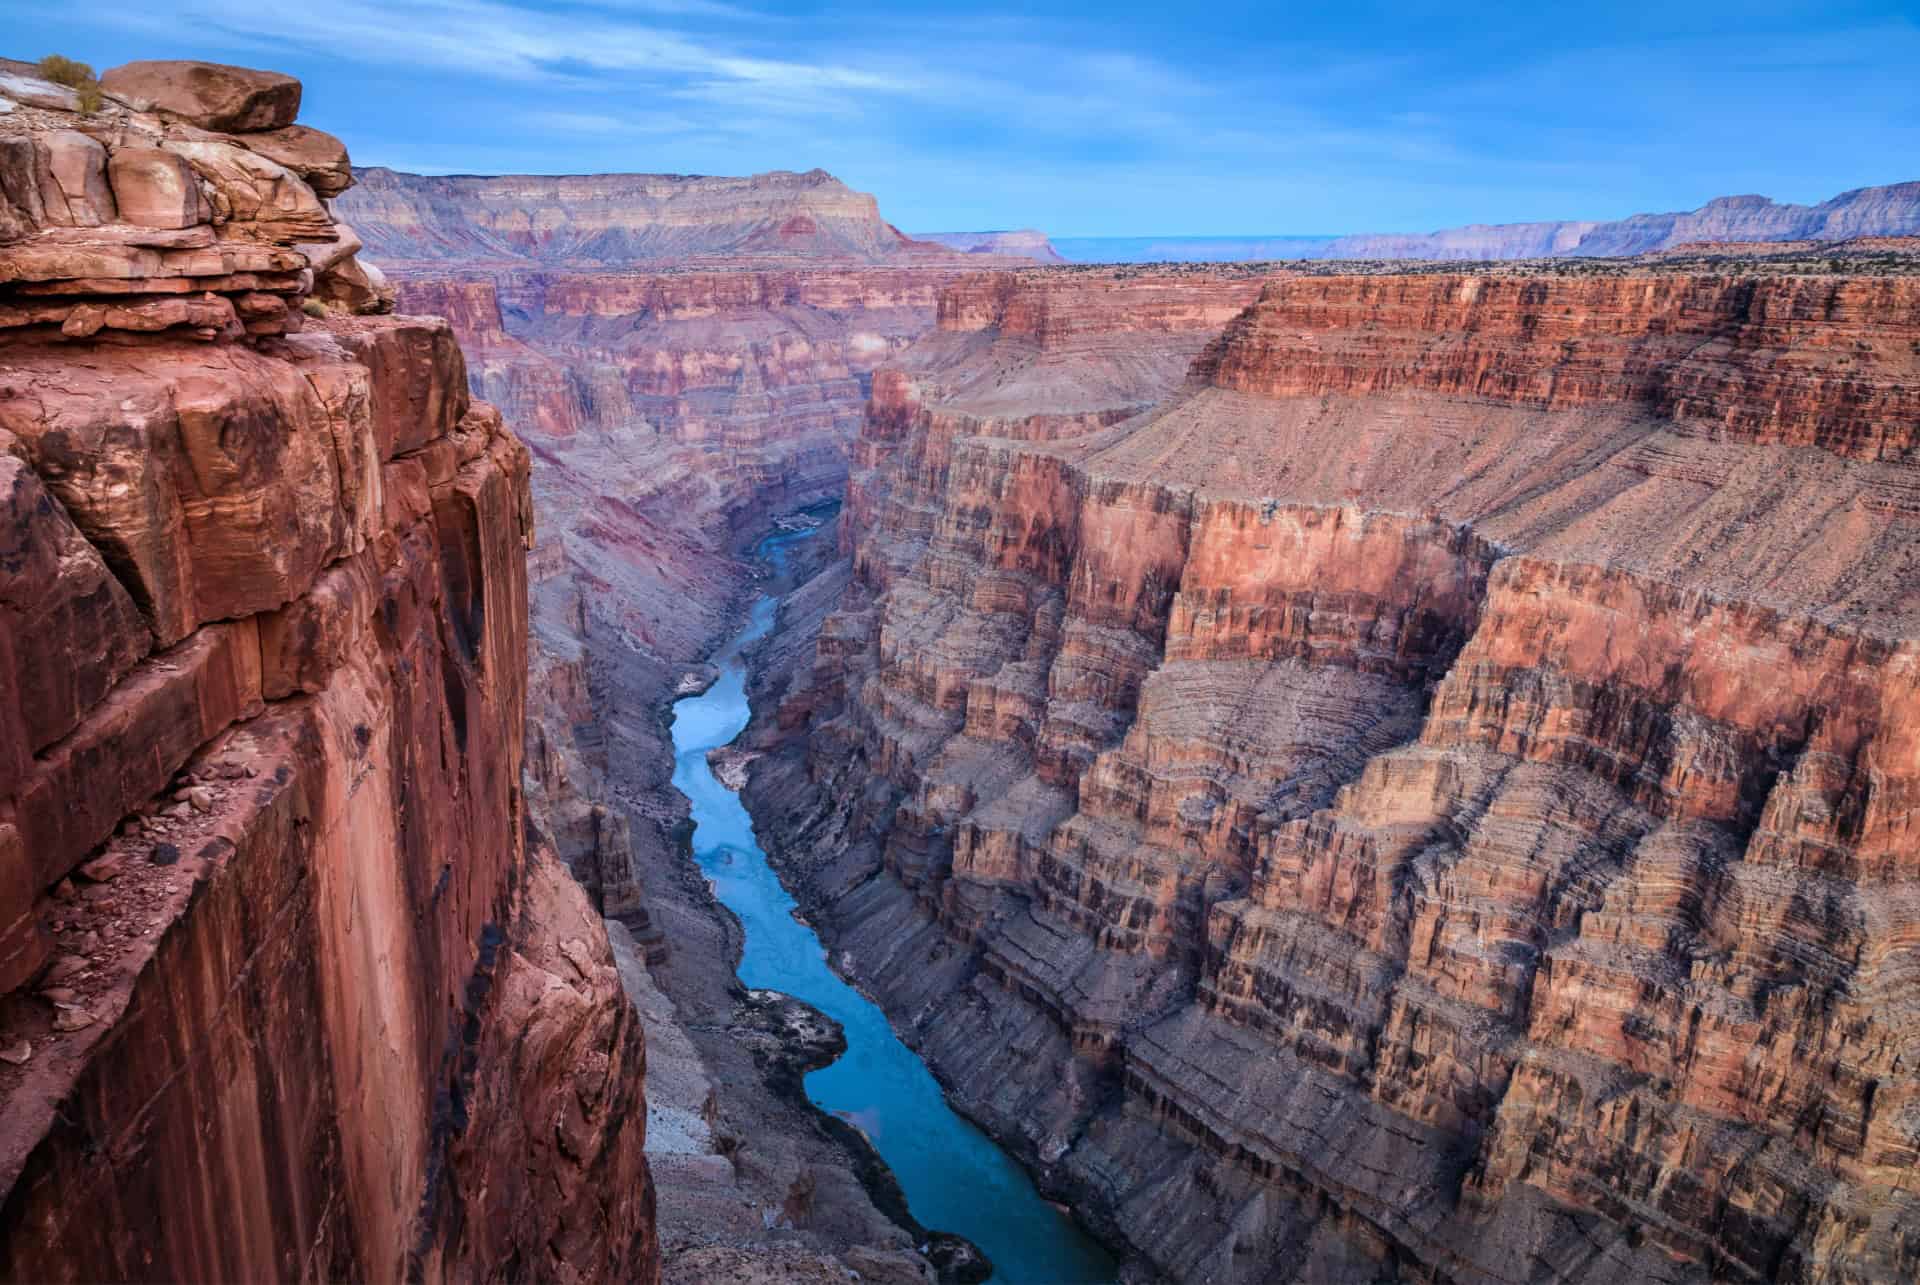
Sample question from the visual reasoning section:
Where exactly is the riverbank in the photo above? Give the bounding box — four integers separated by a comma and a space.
580, 511, 938, 1284
673, 526, 1116, 1285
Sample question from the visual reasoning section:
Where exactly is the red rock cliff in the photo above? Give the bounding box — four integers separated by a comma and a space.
0, 58, 655, 1282
754, 261, 1920, 1283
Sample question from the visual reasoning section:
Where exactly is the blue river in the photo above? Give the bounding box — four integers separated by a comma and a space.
668, 526, 1117, 1284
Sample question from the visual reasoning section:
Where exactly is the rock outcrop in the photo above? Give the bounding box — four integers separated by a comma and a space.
749, 256, 1920, 1282
0, 57, 655, 1283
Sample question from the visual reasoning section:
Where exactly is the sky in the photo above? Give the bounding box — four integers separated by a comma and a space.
9, 0, 1918, 236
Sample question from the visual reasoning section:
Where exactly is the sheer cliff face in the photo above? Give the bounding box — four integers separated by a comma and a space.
754, 264, 1920, 1282
0, 61, 654, 1282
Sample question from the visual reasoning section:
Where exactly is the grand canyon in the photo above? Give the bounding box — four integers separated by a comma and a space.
3, 32, 1919, 1285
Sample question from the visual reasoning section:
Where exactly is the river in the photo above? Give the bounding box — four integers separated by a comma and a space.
668, 524, 1117, 1284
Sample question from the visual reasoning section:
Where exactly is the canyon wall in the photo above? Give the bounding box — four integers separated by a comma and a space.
0, 58, 655, 1281
1003, 181, 1920, 266
749, 259, 1920, 1282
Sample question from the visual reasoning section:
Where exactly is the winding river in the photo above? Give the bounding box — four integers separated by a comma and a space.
669, 525, 1117, 1284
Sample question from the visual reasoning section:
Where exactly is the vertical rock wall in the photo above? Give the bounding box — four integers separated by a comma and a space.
0, 57, 655, 1283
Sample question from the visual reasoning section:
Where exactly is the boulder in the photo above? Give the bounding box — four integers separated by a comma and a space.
33, 132, 114, 228
106, 146, 211, 229
100, 60, 300, 133
305, 220, 364, 274
313, 252, 394, 315
168, 138, 333, 242
240, 124, 351, 197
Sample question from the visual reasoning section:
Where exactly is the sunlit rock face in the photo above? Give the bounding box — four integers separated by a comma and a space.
0, 57, 656, 1284
749, 261, 1920, 1283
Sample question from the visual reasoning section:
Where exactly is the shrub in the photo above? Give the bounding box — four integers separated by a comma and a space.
301, 299, 329, 320
36, 54, 104, 114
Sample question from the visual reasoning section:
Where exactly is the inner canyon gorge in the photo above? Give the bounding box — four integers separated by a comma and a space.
3, 47, 1920, 1285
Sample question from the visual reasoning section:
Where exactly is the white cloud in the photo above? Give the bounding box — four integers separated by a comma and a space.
77, 0, 914, 106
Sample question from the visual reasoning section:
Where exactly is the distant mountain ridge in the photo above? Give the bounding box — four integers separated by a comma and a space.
914, 229, 1066, 263
929, 180, 1920, 264
1327, 181, 1920, 260
1050, 235, 1339, 264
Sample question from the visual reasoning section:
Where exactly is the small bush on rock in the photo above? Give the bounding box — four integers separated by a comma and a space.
36, 54, 104, 114
301, 299, 328, 320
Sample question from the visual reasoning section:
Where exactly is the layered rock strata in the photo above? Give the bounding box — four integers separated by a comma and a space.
749, 261, 1920, 1282
0, 58, 654, 1282
339, 165, 951, 267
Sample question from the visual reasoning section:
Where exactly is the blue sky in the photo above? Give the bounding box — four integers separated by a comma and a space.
11, 1, 1917, 235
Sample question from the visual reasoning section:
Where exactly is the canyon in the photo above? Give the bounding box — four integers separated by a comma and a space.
330, 161, 1003, 963
7, 42, 1920, 1285
335, 162, 1053, 1278
740, 253, 1920, 1283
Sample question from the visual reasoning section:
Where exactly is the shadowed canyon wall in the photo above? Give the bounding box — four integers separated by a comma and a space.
745, 260, 1920, 1283
0, 58, 655, 1281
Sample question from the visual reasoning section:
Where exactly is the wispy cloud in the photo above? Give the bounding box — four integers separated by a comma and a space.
81, 0, 914, 106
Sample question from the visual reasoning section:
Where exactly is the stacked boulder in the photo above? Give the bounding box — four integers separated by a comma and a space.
0, 55, 390, 342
